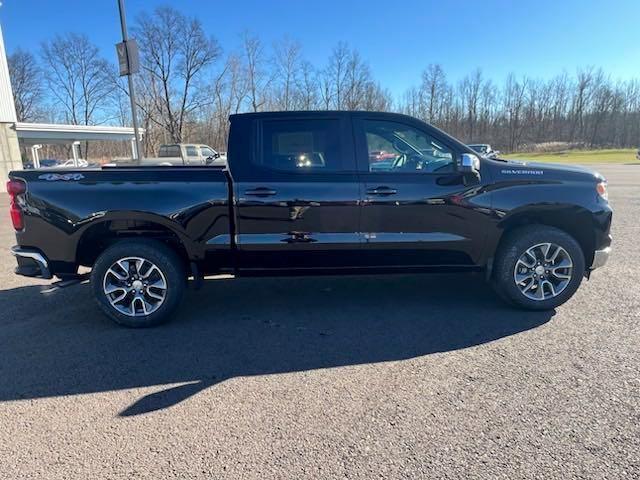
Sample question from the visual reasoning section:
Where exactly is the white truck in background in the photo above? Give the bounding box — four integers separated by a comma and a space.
140, 144, 227, 166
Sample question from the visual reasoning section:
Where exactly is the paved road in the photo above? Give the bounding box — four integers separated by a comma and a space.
1, 165, 638, 479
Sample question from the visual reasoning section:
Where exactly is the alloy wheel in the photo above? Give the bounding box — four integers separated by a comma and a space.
513, 242, 573, 301
102, 256, 168, 316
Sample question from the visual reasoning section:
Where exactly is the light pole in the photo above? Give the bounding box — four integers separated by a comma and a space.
117, 0, 143, 162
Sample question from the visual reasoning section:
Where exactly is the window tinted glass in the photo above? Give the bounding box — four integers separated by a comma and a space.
186, 146, 198, 157
159, 145, 180, 157
201, 147, 215, 157
259, 119, 344, 172
363, 120, 454, 173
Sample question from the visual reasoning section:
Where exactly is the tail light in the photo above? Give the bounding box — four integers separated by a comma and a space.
6, 179, 26, 231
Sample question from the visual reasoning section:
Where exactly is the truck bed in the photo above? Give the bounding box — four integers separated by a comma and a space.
10, 166, 232, 275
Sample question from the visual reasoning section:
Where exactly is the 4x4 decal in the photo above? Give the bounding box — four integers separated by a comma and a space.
38, 173, 85, 181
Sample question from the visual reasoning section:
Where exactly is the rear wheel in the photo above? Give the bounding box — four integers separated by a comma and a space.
91, 239, 186, 327
492, 225, 585, 310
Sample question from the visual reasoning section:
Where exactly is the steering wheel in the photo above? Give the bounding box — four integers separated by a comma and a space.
400, 154, 421, 171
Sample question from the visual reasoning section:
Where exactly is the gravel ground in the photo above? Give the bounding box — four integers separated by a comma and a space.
0, 165, 638, 479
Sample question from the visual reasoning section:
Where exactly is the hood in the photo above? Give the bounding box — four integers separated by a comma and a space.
494, 158, 605, 182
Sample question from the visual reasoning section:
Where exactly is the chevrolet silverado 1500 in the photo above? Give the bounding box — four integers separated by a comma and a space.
8, 111, 612, 327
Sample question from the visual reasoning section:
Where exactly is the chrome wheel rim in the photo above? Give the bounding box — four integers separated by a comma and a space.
514, 243, 573, 301
103, 257, 167, 317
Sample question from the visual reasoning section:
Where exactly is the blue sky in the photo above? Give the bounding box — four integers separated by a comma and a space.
1, 0, 639, 96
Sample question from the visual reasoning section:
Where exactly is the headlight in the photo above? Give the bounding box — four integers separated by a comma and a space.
596, 181, 608, 201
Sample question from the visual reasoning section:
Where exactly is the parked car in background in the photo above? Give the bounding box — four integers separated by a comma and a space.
8, 111, 612, 327
140, 143, 226, 166
369, 150, 397, 162
468, 144, 499, 158
33, 159, 61, 168
61, 159, 89, 168
23, 158, 90, 169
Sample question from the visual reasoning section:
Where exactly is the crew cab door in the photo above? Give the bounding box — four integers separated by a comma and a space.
354, 115, 489, 267
233, 114, 361, 270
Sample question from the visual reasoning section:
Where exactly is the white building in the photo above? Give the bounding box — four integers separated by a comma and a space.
0, 23, 22, 179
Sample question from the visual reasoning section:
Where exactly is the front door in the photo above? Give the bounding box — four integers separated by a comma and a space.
354, 116, 488, 267
234, 115, 361, 271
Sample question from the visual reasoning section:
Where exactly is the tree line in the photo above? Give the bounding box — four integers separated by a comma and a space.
8, 6, 640, 160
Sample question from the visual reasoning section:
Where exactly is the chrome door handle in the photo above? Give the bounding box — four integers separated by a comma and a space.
244, 188, 277, 197
366, 186, 397, 196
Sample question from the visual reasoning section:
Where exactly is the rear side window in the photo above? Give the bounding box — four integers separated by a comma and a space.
159, 145, 180, 157
258, 119, 345, 172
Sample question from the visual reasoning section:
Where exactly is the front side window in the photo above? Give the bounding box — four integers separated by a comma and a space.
363, 120, 455, 173
201, 147, 215, 157
258, 119, 344, 172
186, 146, 198, 157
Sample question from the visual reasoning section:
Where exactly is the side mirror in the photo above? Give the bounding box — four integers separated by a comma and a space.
459, 153, 481, 183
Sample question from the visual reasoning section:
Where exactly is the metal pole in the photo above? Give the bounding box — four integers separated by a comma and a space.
72, 141, 80, 167
117, 0, 143, 162
31, 145, 41, 169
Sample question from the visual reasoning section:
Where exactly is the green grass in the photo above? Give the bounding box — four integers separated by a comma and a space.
503, 148, 638, 164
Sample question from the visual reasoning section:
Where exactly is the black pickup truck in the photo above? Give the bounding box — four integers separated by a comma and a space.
7, 111, 612, 327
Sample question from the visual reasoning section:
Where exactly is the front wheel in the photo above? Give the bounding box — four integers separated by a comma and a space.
492, 225, 585, 310
91, 239, 186, 327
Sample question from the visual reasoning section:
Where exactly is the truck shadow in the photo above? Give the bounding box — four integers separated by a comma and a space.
0, 273, 553, 416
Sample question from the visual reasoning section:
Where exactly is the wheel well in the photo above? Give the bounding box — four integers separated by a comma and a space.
76, 220, 191, 268
497, 211, 595, 267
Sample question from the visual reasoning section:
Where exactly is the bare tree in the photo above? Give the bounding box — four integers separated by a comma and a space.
326, 42, 350, 109
272, 37, 301, 110
459, 69, 483, 141
342, 49, 371, 110
503, 74, 528, 151
296, 60, 320, 110
419, 64, 447, 123
134, 6, 220, 143
568, 67, 596, 142
40, 33, 114, 126
208, 53, 249, 149
8, 49, 43, 122
40, 33, 116, 157
241, 32, 271, 112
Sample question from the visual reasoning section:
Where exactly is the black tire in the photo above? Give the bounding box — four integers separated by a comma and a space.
91, 239, 186, 327
491, 225, 585, 310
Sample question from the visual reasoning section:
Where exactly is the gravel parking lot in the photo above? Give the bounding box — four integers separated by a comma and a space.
0, 164, 638, 479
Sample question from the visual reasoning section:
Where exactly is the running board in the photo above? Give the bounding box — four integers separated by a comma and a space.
40, 273, 91, 294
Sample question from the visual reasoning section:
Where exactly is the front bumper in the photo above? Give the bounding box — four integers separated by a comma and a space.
590, 246, 611, 270
11, 246, 53, 279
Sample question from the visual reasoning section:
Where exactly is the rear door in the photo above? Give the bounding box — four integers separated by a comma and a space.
354, 115, 488, 267
233, 114, 361, 271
